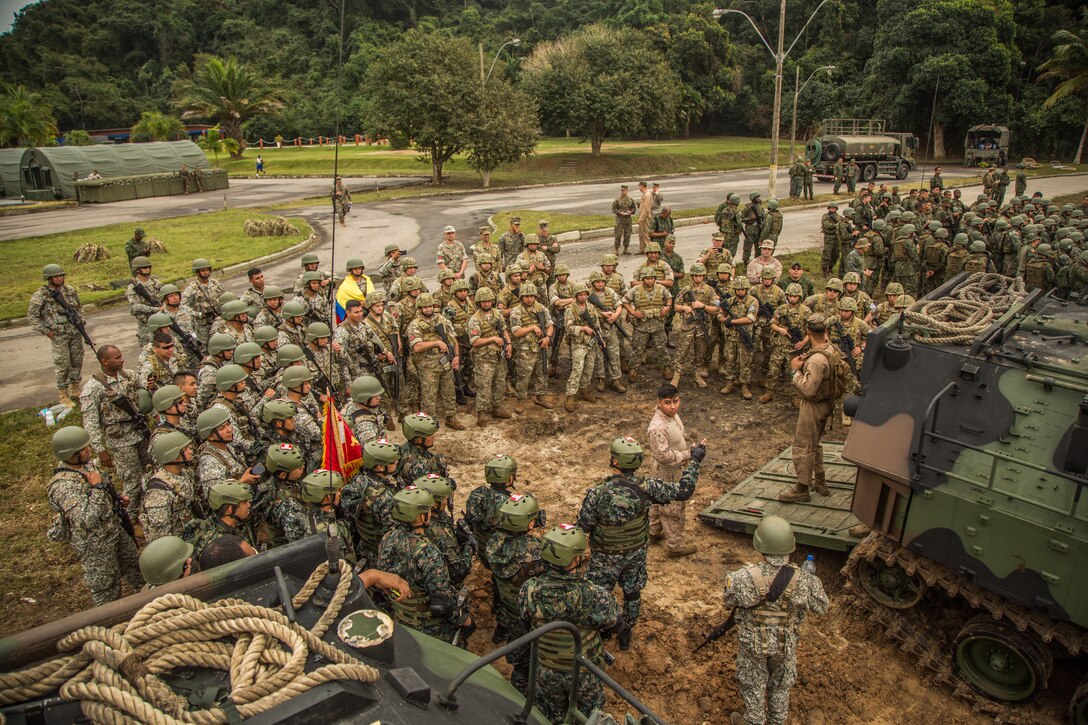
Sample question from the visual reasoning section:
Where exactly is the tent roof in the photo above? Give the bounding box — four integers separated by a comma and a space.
0, 148, 26, 197
20, 141, 209, 198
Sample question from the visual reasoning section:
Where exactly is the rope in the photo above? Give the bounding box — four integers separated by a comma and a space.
0, 559, 379, 724
901, 273, 1027, 345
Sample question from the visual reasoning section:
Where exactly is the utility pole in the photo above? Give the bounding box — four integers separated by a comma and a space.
768, 0, 786, 199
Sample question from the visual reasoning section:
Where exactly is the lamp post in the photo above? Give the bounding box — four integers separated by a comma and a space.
713, 0, 830, 198
481, 38, 522, 85
789, 65, 835, 161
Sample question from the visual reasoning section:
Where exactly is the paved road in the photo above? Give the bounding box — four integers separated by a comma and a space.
3, 168, 1084, 412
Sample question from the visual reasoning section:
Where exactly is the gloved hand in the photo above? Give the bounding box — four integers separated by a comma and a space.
455, 518, 472, 545
690, 443, 707, 464
723, 318, 734, 328
428, 595, 453, 618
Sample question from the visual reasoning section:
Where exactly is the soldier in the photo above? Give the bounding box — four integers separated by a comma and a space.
560, 284, 600, 411
508, 283, 554, 412
496, 262, 524, 318
210, 363, 262, 450
139, 537, 193, 587
831, 298, 869, 425
802, 278, 843, 316
141, 432, 199, 543
126, 256, 163, 348
747, 240, 783, 284
741, 192, 766, 265
253, 286, 285, 329
752, 268, 786, 385
646, 385, 700, 557
183, 482, 258, 560
213, 300, 254, 345
965, 239, 994, 275
623, 266, 673, 384
723, 516, 829, 725
840, 272, 875, 324
406, 293, 464, 429
467, 287, 513, 425
945, 233, 971, 279
150, 384, 195, 446
395, 411, 450, 488
389, 258, 427, 302
519, 524, 620, 722
516, 235, 551, 290
990, 218, 1019, 276
465, 454, 519, 569
763, 199, 784, 245
872, 283, 914, 326
303, 322, 350, 403
832, 157, 845, 194
124, 228, 150, 262
843, 237, 867, 280
920, 227, 951, 296
845, 157, 859, 193
436, 266, 457, 310
362, 292, 402, 409
335, 299, 384, 381
579, 436, 705, 648
195, 406, 257, 498
1023, 244, 1053, 292
341, 437, 401, 561
788, 158, 804, 198
469, 253, 503, 296
698, 231, 731, 283
375, 244, 402, 295
861, 221, 887, 294
333, 176, 352, 226
547, 264, 576, 378
779, 314, 844, 503
764, 284, 811, 403
260, 443, 310, 547
416, 473, 474, 587
890, 224, 921, 297
777, 262, 815, 300
649, 206, 675, 251
499, 216, 526, 271
299, 469, 356, 564
820, 204, 842, 275
717, 277, 758, 399
715, 193, 744, 257
587, 271, 627, 394
262, 398, 320, 472
471, 227, 500, 268
29, 263, 87, 407
196, 333, 237, 412
181, 258, 224, 345
341, 375, 389, 446
238, 267, 266, 316
994, 165, 1011, 208
436, 225, 468, 280
672, 263, 718, 388
802, 159, 815, 200
137, 330, 180, 392
444, 280, 477, 401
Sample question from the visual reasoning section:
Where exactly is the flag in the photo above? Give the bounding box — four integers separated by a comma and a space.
334, 273, 374, 324
322, 399, 363, 480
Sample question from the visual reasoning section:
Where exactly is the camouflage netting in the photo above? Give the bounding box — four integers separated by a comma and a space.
902, 273, 1027, 345
73, 244, 111, 263
244, 217, 300, 237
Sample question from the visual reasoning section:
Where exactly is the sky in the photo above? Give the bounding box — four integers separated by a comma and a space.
0, 0, 35, 33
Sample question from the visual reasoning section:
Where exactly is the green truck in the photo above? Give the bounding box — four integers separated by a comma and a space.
807, 118, 918, 183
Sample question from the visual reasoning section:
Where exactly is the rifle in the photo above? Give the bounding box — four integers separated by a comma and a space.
433, 317, 465, 391
720, 295, 754, 351
757, 297, 777, 321
450, 584, 475, 647
107, 394, 149, 438
693, 565, 796, 653
588, 293, 631, 341
384, 325, 403, 404
48, 288, 95, 351
834, 323, 861, 378
693, 611, 738, 654
493, 312, 517, 383
579, 307, 607, 352
787, 324, 805, 346
534, 309, 550, 373
300, 344, 344, 408
683, 289, 711, 341
133, 281, 206, 360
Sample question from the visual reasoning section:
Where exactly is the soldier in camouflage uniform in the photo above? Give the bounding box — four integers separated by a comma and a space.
537, 220, 561, 286
340, 376, 390, 447
724, 516, 828, 725
275, 301, 306, 350
587, 271, 627, 394
393, 277, 425, 413
740, 192, 766, 265
341, 437, 401, 561
436, 225, 468, 280
467, 287, 513, 425
470, 227, 500, 268
516, 235, 551, 290
764, 285, 811, 403
751, 269, 787, 386
762, 199, 784, 245
714, 193, 743, 257
830, 297, 869, 426
303, 322, 350, 402
508, 284, 554, 412
253, 286, 284, 330
889, 224, 921, 297
871, 283, 913, 327
377, 244, 402, 295
519, 524, 621, 722
262, 398, 320, 473
151, 384, 195, 448
468, 253, 503, 296
622, 267, 673, 383
297, 272, 331, 326
296, 469, 356, 565
181, 258, 225, 345
141, 431, 199, 543
29, 263, 87, 407
361, 292, 403, 415
125, 227, 150, 262
717, 277, 758, 399
465, 454, 518, 570
406, 293, 464, 429
417, 473, 474, 587
920, 227, 951, 297
126, 256, 163, 348
444, 280, 476, 400
47, 426, 143, 605
547, 264, 576, 378
182, 482, 259, 560
840, 272, 875, 324
196, 333, 237, 412
435, 269, 456, 310
496, 263, 524, 318
195, 407, 257, 499
335, 299, 385, 381
261, 445, 318, 548
578, 436, 704, 648
211, 301, 254, 345
820, 204, 843, 275
137, 330, 180, 392
613, 185, 637, 254
209, 364, 261, 452
671, 263, 719, 388
499, 217, 526, 271
561, 284, 600, 411
389, 257, 429, 302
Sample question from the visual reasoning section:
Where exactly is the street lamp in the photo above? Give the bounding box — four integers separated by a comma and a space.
713, 0, 830, 198
789, 65, 835, 161
482, 38, 522, 85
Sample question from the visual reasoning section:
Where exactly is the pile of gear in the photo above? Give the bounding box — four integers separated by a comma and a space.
244, 217, 301, 237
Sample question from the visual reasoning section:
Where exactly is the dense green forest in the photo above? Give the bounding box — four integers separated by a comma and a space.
0, 0, 1085, 160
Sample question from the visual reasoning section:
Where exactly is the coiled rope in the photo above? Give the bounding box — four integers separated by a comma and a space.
901, 273, 1027, 345
0, 560, 379, 724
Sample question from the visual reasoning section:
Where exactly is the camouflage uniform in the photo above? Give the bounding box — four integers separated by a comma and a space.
622, 282, 672, 375
673, 282, 718, 377
470, 239, 500, 268
436, 240, 468, 276
613, 194, 637, 252
725, 556, 829, 725
562, 301, 599, 395
767, 302, 811, 389
378, 523, 460, 642
444, 295, 476, 389
47, 464, 142, 605
516, 248, 551, 289
182, 515, 259, 561
425, 509, 473, 586
276, 321, 307, 350
334, 319, 384, 380
486, 528, 545, 691
196, 443, 247, 499
80, 371, 150, 518
752, 282, 786, 380
209, 319, 253, 346
820, 211, 842, 274
467, 306, 509, 414
464, 483, 510, 566
299, 288, 331, 326
377, 257, 401, 294
718, 293, 758, 385
499, 228, 526, 271
210, 394, 259, 452
396, 443, 446, 489
181, 278, 225, 344
137, 345, 179, 391
406, 312, 459, 421
141, 468, 198, 543
469, 267, 503, 296
340, 470, 398, 561
714, 200, 742, 256
508, 302, 552, 400
588, 285, 624, 386
340, 400, 387, 447
364, 310, 404, 411
304, 344, 350, 399
126, 275, 163, 348
28, 281, 86, 390
394, 296, 422, 412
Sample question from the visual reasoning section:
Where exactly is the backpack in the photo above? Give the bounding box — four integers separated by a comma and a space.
806, 346, 850, 401
1056, 263, 1075, 294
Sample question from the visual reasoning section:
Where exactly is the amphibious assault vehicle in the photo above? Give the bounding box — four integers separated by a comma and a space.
840, 273, 1088, 719
807, 118, 918, 183
0, 535, 667, 725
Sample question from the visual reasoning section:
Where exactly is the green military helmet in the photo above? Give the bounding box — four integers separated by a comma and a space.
1036, 243, 1053, 255
130, 255, 152, 272
610, 436, 644, 470
638, 266, 656, 280
152, 384, 185, 413
345, 257, 364, 271
838, 296, 858, 313
899, 224, 916, 235
767, 199, 779, 210
728, 193, 741, 204
136, 387, 154, 416
1059, 239, 1074, 252
221, 291, 239, 305
365, 290, 387, 307
351, 375, 384, 403
477, 253, 495, 265
415, 473, 455, 505
927, 220, 942, 231
42, 263, 66, 280
158, 283, 180, 301
760, 268, 775, 280
752, 515, 796, 555
588, 270, 606, 283
935, 228, 949, 239
281, 366, 313, 390
215, 363, 247, 391
475, 287, 496, 303
208, 333, 237, 356
644, 242, 661, 254
571, 283, 589, 296
519, 282, 538, 298
873, 219, 887, 231
263, 285, 284, 300
209, 482, 253, 511
599, 253, 618, 266
995, 218, 1010, 230
301, 270, 324, 285
390, 486, 435, 523
234, 342, 262, 366
305, 322, 331, 341
451, 280, 470, 293
221, 300, 248, 321
438, 269, 455, 282
554, 263, 570, 276
886, 210, 902, 222
301, 252, 320, 266
402, 276, 425, 293
277, 344, 305, 366
841, 272, 860, 285
1062, 203, 1075, 213
148, 312, 174, 331
825, 277, 844, 292
402, 412, 439, 440
402, 256, 418, 269
884, 282, 905, 296
497, 493, 540, 533
363, 437, 401, 468
540, 524, 588, 567
261, 399, 296, 424
151, 431, 192, 466
971, 217, 985, 228
253, 325, 278, 345
953, 233, 969, 247
962, 212, 976, 224
265, 442, 305, 473
970, 240, 987, 253
385, 243, 401, 256
139, 536, 194, 586
282, 300, 306, 318
976, 194, 988, 202
901, 211, 916, 222
191, 258, 212, 272
749, 191, 761, 201
197, 407, 231, 439
732, 276, 751, 290
416, 293, 437, 308
841, 207, 855, 218
300, 469, 345, 504
484, 454, 518, 484
1082, 250, 1088, 263
51, 425, 90, 461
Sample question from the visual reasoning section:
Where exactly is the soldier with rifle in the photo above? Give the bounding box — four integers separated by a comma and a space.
741, 192, 766, 265
717, 277, 757, 399
467, 287, 514, 426
547, 264, 576, 378
830, 298, 868, 427
587, 271, 628, 394
671, 263, 718, 389
752, 268, 786, 387
301, 322, 349, 410
362, 292, 402, 417
407, 294, 465, 430
560, 284, 601, 412
126, 255, 163, 347
29, 263, 92, 407
764, 284, 811, 404
507, 283, 554, 413
181, 258, 225, 345
157, 286, 204, 362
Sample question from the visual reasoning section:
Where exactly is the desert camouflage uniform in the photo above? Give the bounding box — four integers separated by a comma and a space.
425, 508, 473, 586
486, 528, 545, 692
719, 293, 758, 384
673, 282, 718, 376
80, 370, 150, 518
196, 443, 247, 499
623, 283, 672, 374
406, 313, 458, 421
181, 277, 225, 344
47, 463, 142, 605
137, 345, 180, 391
126, 275, 164, 347
468, 307, 509, 414
724, 555, 829, 725
140, 467, 198, 543
516, 248, 551, 288
508, 302, 552, 400
767, 302, 811, 389
588, 287, 624, 385
437, 240, 468, 275
378, 523, 460, 642
28, 281, 86, 390
563, 301, 599, 395
752, 283, 786, 378
340, 470, 398, 560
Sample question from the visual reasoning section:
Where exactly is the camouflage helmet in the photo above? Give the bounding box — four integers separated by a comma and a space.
416, 293, 437, 308
130, 255, 152, 272
540, 524, 588, 567
610, 436, 644, 470
872, 219, 887, 231
571, 283, 590, 296
474, 287, 496, 303
588, 270, 606, 283
953, 233, 970, 247
158, 283, 181, 301
767, 199, 780, 210
208, 333, 237, 356
1036, 242, 1053, 255
384, 243, 400, 255
886, 210, 902, 222
305, 322, 331, 341
484, 454, 518, 484
282, 300, 306, 318
350, 375, 384, 402
970, 240, 987, 253
363, 437, 400, 467
148, 312, 175, 330
935, 228, 950, 239
554, 263, 570, 276
402, 256, 418, 269
994, 218, 1010, 230
477, 253, 495, 265
519, 283, 538, 298
644, 242, 661, 254
785, 283, 803, 296
209, 482, 253, 511
841, 207, 855, 218
260, 399, 296, 424
139, 536, 194, 586
301, 270, 324, 285
299, 469, 345, 504
215, 363, 247, 391
760, 268, 775, 280
825, 278, 844, 292
599, 253, 618, 266
884, 282, 905, 296
638, 266, 656, 280
438, 269, 455, 283
524, 233, 540, 246
253, 325, 278, 345
42, 263, 66, 279
234, 342, 262, 366
927, 220, 942, 231
262, 285, 284, 300
150, 431, 192, 465
365, 290, 387, 307
196, 407, 231, 439
749, 191, 761, 201
505, 263, 523, 276
497, 493, 540, 533
689, 263, 707, 276
901, 211, 916, 222
277, 344, 305, 366
402, 412, 439, 440
265, 442, 305, 473
838, 297, 858, 313
51, 426, 90, 461
415, 473, 454, 505
191, 258, 212, 272
732, 276, 751, 290
390, 486, 435, 523
221, 301, 248, 321
728, 193, 742, 204
152, 384, 186, 413
752, 515, 796, 555
280, 366, 313, 390
345, 257, 364, 271
451, 280, 470, 293
842, 271, 861, 284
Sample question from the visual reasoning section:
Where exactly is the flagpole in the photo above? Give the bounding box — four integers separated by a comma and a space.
324, 0, 346, 407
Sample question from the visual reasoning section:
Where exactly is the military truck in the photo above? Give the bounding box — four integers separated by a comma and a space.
964, 124, 1011, 167
839, 273, 1088, 718
806, 118, 918, 183
0, 534, 668, 725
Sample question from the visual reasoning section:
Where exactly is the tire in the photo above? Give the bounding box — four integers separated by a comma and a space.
953, 614, 1053, 703
824, 142, 841, 162
896, 163, 909, 180
861, 164, 877, 182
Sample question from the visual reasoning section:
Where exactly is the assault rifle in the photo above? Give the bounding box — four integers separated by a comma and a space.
300, 344, 344, 408
107, 393, 149, 438
579, 307, 607, 352
719, 295, 754, 351
588, 293, 631, 341
134, 282, 206, 359
834, 323, 861, 379
450, 584, 476, 647
683, 289, 711, 341
693, 565, 796, 653
787, 324, 806, 346
385, 327, 403, 404
48, 288, 95, 351
534, 308, 550, 373
434, 317, 465, 392
492, 312, 517, 383
757, 297, 777, 321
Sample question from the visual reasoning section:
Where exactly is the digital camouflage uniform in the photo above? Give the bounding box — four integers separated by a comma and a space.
467, 306, 509, 414
80, 370, 150, 518
752, 282, 786, 380
181, 278, 225, 345
377, 257, 401, 294
396, 443, 446, 490
767, 302, 811, 389
508, 302, 552, 400
28, 281, 86, 391
622, 282, 672, 375
182, 515, 259, 561
334, 319, 384, 381
673, 282, 718, 378
464, 483, 510, 566
378, 523, 460, 642
137, 345, 179, 391
196, 443, 247, 499
340, 470, 398, 561
340, 400, 387, 447
407, 312, 459, 421
141, 468, 198, 543
126, 275, 163, 348
499, 228, 526, 271
486, 529, 545, 691
718, 292, 758, 385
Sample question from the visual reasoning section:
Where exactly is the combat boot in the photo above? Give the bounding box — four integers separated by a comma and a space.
719, 381, 735, 396
617, 626, 633, 652
579, 387, 597, 403
849, 523, 871, 539
455, 388, 467, 406
445, 416, 466, 431
813, 474, 830, 497
670, 371, 681, 387
667, 544, 697, 558
693, 372, 707, 388
628, 367, 638, 383
476, 411, 488, 428
741, 384, 753, 400
596, 378, 606, 393
491, 407, 513, 420
564, 395, 575, 412
514, 398, 526, 414
57, 389, 74, 408
611, 379, 628, 393
759, 391, 774, 404
777, 484, 811, 503
662, 366, 674, 381
532, 394, 553, 410
68, 382, 81, 399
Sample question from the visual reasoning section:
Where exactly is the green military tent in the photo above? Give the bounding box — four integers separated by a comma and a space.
18, 141, 210, 199
0, 148, 25, 197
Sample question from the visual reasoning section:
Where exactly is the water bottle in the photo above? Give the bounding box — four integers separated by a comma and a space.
802, 554, 816, 574
56, 405, 74, 423
40, 407, 55, 427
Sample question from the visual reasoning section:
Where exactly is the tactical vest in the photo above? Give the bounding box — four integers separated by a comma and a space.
91, 372, 144, 439
632, 285, 666, 315
537, 626, 603, 672
945, 248, 968, 276
588, 479, 650, 554
924, 241, 946, 268
391, 585, 446, 629
354, 481, 391, 555
964, 254, 989, 274
1025, 259, 1048, 290
493, 570, 522, 614
743, 564, 801, 656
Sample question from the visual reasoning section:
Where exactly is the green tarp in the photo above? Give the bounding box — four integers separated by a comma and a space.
0, 148, 25, 198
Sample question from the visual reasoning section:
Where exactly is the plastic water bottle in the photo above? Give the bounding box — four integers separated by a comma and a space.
40, 407, 55, 427
802, 554, 816, 574
56, 405, 74, 423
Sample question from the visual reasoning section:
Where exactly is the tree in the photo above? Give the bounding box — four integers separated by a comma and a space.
131, 110, 185, 142
1037, 13, 1088, 164
521, 25, 680, 155
197, 125, 239, 167
362, 30, 481, 185
64, 129, 94, 146
176, 56, 283, 156
0, 84, 57, 147
466, 83, 540, 188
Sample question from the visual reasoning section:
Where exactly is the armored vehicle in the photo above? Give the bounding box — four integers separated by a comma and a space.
840, 273, 1088, 717
807, 119, 918, 183
964, 124, 1010, 167
0, 534, 667, 725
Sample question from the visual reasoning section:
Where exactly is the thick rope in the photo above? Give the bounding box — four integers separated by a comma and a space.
902, 273, 1027, 345
0, 559, 378, 724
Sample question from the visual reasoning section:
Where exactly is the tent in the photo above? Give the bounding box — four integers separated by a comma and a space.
19, 141, 210, 199
0, 148, 25, 198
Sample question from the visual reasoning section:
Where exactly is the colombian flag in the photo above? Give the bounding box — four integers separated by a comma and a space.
334, 274, 374, 324
322, 400, 363, 480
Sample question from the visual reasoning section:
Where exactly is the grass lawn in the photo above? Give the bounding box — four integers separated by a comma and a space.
1053, 190, 1088, 207
1, 211, 311, 321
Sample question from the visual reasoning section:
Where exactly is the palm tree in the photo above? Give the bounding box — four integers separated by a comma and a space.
1038, 16, 1088, 164
0, 84, 57, 148
197, 125, 240, 167
131, 110, 185, 142
176, 56, 283, 157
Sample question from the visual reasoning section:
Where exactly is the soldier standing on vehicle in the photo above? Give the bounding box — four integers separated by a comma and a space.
723, 516, 829, 725
29, 263, 87, 408
612, 185, 637, 255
